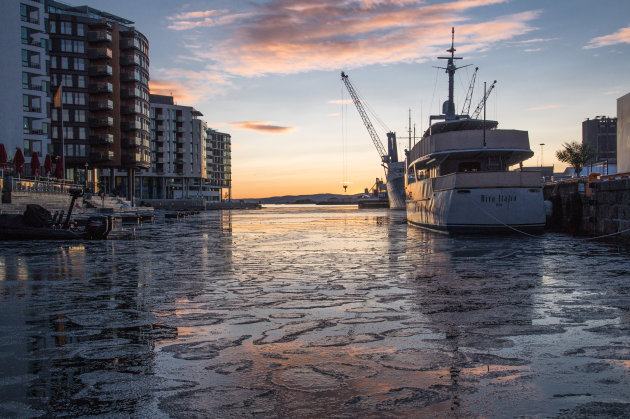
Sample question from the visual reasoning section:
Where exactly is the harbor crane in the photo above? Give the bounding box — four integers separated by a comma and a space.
471, 79, 497, 119
461, 67, 478, 116
340, 72, 398, 164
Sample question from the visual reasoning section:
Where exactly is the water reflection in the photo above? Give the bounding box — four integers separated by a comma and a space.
0, 207, 629, 417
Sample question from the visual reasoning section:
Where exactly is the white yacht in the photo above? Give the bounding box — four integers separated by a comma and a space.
405, 29, 545, 234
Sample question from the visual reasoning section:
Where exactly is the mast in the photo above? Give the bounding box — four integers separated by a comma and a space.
436, 27, 468, 121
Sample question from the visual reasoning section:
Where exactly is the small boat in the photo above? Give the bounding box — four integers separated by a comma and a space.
0, 189, 112, 240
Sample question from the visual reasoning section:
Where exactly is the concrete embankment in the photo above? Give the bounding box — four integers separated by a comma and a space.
139, 198, 261, 211
543, 175, 630, 241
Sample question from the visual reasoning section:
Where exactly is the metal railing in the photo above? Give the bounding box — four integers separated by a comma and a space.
4, 177, 82, 195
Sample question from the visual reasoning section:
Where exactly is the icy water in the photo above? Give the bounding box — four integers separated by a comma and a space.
1, 205, 630, 418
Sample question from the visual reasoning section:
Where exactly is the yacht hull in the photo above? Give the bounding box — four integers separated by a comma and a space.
386, 170, 405, 210
406, 173, 545, 234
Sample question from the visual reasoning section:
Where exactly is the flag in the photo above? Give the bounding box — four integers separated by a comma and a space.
53, 85, 62, 108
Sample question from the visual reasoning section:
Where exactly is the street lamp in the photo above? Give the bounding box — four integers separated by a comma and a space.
84, 161, 89, 191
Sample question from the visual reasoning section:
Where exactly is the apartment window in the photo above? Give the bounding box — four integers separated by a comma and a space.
73, 58, 85, 71
76, 92, 85, 105
77, 24, 84, 36
77, 75, 85, 88
61, 56, 68, 69
75, 110, 86, 122
62, 74, 72, 87
62, 109, 69, 122
61, 39, 72, 52
50, 56, 57, 69
22, 72, 29, 89
73, 40, 84, 53
63, 127, 73, 139
23, 117, 30, 133
78, 145, 86, 157
61, 22, 72, 35
78, 128, 86, 140
50, 21, 56, 34
51, 108, 57, 121
21, 27, 29, 44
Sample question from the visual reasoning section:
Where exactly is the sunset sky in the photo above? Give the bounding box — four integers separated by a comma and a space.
65, 0, 630, 198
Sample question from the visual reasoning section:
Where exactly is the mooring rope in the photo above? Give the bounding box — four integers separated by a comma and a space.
466, 194, 629, 241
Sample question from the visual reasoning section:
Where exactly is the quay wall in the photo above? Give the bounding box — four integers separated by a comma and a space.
0, 191, 73, 214
543, 177, 630, 241
140, 198, 261, 211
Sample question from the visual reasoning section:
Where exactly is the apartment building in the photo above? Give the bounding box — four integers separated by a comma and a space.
0, 0, 51, 169
582, 116, 617, 165
139, 94, 207, 199
206, 128, 232, 201
46, 1, 150, 193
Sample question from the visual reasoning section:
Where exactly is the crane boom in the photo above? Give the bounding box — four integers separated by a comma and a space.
461, 67, 478, 116
340, 72, 389, 163
471, 80, 497, 119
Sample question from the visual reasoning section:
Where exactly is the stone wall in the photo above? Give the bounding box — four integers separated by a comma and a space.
544, 178, 630, 241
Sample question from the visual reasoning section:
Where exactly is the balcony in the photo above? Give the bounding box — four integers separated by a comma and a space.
89, 117, 114, 127
120, 105, 135, 115
120, 55, 139, 66
88, 82, 113, 94
89, 99, 113, 111
90, 134, 114, 145
120, 88, 139, 99
88, 65, 113, 76
90, 151, 115, 162
121, 120, 142, 131
88, 31, 112, 43
122, 136, 143, 148
120, 72, 140, 83
87, 48, 112, 59
120, 38, 140, 50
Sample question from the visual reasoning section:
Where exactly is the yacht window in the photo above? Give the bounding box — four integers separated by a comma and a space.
488, 156, 502, 171
458, 162, 480, 172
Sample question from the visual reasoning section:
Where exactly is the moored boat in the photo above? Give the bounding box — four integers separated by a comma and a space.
405, 28, 545, 234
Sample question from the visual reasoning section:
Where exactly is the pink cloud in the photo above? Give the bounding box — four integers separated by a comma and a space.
584, 26, 630, 49
165, 0, 540, 77
218, 121, 297, 134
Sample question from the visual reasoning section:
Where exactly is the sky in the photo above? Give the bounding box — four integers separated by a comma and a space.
64, 0, 630, 198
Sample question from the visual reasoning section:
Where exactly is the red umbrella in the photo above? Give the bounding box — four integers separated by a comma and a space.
55, 156, 64, 179
44, 154, 53, 176
14, 148, 25, 176
30, 151, 40, 177
0, 144, 7, 168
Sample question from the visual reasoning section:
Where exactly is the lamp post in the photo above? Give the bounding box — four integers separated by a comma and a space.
84, 161, 89, 191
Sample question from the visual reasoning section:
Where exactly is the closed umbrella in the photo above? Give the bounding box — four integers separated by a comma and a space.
14, 148, 25, 178
55, 156, 64, 179
30, 151, 40, 177
44, 154, 53, 177
0, 144, 7, 177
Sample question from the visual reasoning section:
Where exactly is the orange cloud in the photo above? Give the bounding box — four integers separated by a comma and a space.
166, 0, 539, 77
219, 121, 297, 134
149, 79, 197, 103
328, 99, 354, 105
584, 26, 630, 49
149, 69, 233, 106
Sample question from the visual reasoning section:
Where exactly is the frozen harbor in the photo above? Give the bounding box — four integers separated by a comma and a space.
1, 205, 629, 417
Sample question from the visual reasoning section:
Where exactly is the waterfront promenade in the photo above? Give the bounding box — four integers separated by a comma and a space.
1, 205, 629, 417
